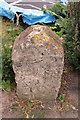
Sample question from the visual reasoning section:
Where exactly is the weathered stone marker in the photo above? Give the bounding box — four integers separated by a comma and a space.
12, 25, 64, 101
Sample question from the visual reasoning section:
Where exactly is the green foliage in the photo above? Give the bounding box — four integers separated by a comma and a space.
63, 2, 80, 70
0, 80, 11, 91
41, 3, 67, 37
48, 3, 67, 18
41, 7, 60, 19
2, 19, 24, 85
42, 3, 67, 18
59, 94, 65, 103
2, 43, 13, 81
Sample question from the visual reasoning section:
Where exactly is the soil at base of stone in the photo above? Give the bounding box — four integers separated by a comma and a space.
2, 69, 79, 118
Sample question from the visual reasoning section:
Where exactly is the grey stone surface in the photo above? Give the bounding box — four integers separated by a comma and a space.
12, 25, 64, 101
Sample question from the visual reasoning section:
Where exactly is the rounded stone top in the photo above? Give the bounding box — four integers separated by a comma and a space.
12, 25, 64, 57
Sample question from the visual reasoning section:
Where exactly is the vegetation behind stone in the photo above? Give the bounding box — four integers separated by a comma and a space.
64, 2, 80, 70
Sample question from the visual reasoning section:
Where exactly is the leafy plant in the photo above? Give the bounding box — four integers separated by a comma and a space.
0, 80, 11, 91
48, 3, 67, 18
2, 18, 24, 89
2, 45, 14, 81
41, 3, 67, 37
63, 2, 80, 70
59, 94, 65, 103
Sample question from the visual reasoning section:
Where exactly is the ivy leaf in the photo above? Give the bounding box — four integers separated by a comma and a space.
6, 87, 11, 92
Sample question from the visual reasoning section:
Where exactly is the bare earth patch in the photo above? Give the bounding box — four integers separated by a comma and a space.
2, 69, 79, 118
45, 69, 79, 118
2, 90, 24, 118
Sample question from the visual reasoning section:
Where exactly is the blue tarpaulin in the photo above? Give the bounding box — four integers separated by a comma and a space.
59, 0, 68, 5
0, 0, 56, 25
0, 0, 68, 25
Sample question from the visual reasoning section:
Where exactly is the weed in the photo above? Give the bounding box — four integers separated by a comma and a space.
2, 17, 24, 88
59, 94, 65, 103
0, 80, 11, 91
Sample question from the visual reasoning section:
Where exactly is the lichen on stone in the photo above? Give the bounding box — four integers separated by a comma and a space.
12, 25, 64, 101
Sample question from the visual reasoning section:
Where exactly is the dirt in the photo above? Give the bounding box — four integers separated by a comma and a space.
1, 69, 79, 119
1, 90, 24, 118
45, 68, 79, 118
